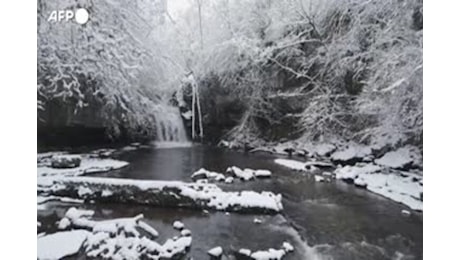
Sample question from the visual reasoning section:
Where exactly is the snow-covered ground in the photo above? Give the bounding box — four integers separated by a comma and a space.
275, 157, 423, 211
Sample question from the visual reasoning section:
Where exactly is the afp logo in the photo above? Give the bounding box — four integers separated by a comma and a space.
47, 8, 89, 24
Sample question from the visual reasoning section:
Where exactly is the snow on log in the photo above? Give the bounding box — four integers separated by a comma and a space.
38, 177, 283, 214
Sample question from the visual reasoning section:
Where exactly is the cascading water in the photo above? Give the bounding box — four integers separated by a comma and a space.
152, 104, 191, 148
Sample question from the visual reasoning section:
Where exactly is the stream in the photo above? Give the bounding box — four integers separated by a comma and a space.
38, 145, 422, 260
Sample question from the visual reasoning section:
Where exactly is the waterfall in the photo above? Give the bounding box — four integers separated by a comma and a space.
153, 104, 191, 148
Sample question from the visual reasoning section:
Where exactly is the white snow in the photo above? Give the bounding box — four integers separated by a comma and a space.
173, 220, 184, 230
227, 166, 255, 181
208, 246, 223, 257
334, 164, 381, 181
334, 164, 423, 211
181, 110, 192, 120
38, 176, 284, 213
254, 218, 263, 224
282, 242, 294, 252
58, 217, 71, 229
191, 168, 226, 182
181, 229, 192, 236
314, 175, 325, 182
78, 186, 92, 197
375, 146, 422, 169
274, 159, 306, 171
37, 230, 90, 260
331, 145, 371, 162
37, 157, 129, 177
254, 169, 272, 178
50, 208, 192, 259
239, 248, 252, 256
224, 176, 234, 183
251, 248, 286, 260
401, 209, 411, 216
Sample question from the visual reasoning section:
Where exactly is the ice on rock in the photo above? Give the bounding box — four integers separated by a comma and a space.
208, 246, 223, 257
173, 220, 185, 230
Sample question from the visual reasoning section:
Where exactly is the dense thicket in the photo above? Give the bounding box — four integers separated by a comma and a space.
37, 0, 178, 142
38, 0, 423, 148
181, 0, 423, 148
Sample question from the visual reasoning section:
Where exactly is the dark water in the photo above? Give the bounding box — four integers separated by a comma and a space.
38, 146, 422, 260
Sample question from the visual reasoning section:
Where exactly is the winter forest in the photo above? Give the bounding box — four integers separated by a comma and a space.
37, 0, 423, 259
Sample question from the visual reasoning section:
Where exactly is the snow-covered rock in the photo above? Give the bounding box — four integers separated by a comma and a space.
50, 155, 82, 169
173, 220, 184, 230
191, 168, 226, 182
334, 164, 381, 181
208, 246, 223, 258
375, 146, 422, 169
254, 218, 263, 224
331, 145, 372, 165
224, 176, 234, 183
282, 242, 294, 252
353, 177, 367, 188
238, 248, 252, 256
49, 208, 189, 259
226, 166, 255, 181
37, 157, 129, 177
254, 169, 272, 178
181, 229, 192, 236
251, 248, 287, 260
37, 230, 90, 260
58, 217, 71, 229
274, 159, 306, 171
314, 175, 325, 182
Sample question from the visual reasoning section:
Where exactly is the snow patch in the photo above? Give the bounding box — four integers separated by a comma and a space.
208, 246, 223, 257
37, 230, 90, 260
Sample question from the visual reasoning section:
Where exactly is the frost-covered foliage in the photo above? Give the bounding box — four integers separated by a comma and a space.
37, 0, 183, 139
177, 0, 422, 147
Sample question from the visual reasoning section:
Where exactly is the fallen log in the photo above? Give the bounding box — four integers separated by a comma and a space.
38, 177, 283, 214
